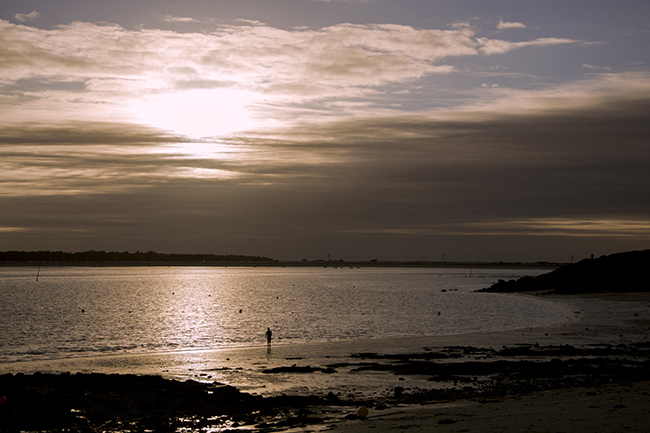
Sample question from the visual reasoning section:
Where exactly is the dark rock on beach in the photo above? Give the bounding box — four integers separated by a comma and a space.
0, 373, 331, 433
343, 342, 650, 405
478, 249, 650, 294
0, 373, 257, 432
262, 365, 325, 374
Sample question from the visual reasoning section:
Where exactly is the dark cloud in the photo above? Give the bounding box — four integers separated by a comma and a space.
2, 94, 649, 261
0, 122, 185, 145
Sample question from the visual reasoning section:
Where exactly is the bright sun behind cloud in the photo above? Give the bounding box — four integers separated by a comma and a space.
130, 88, 259, 138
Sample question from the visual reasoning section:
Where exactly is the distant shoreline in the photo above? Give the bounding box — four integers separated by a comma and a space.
0, 260, 562, 269
0, 250, 564, 269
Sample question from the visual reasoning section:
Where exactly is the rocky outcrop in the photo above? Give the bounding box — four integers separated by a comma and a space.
478, 249, 650, 294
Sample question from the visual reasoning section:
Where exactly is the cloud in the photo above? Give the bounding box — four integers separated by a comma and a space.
0, 17, 585, 139
0, 19, 578, 107
466, 218, 650, 238
342, 218, 650, 238
2, 74, 649, 259
162, 15, 199, 23
478, 37, 577, 55
496, 20, 526, 30
0, 121, 193, 197
225, 73, 650, 230
583, 63, 611, 71
14, 11, 40, 22
1, 19, 470, 106
462, 72, 650, 115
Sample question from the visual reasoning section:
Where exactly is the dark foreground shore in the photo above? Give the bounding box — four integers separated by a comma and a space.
2, 340, 650, 432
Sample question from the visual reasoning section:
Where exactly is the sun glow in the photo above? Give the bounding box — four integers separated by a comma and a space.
130, 88, 259, 138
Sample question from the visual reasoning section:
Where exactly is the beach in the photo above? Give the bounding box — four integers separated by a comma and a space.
325, 380, 650, 433
2, 292, 649, 432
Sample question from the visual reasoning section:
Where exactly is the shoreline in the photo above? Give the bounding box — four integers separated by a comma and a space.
0, 261, 562, 269
2, 292, 648, 389
0, 290, 578, 376
3, 292, 648, 368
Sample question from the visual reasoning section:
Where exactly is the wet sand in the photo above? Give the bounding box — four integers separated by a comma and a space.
1, 292, 649, 432
325, 380, 650, 433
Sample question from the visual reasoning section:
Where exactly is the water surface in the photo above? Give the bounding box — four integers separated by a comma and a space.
0, 266, 569, 363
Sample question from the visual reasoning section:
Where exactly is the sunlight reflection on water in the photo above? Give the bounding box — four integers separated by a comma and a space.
0, 266, 568, 362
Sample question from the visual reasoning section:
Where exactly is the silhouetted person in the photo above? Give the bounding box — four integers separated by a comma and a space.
265, 327, 272, 345
591, 254, 595, 259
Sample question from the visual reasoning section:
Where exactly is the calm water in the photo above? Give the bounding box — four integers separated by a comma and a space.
0, 266, 570, 363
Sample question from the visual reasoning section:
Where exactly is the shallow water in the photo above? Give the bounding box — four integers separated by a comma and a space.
0, 266, 569, 363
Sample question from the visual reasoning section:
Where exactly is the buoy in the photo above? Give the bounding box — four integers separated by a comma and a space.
357, 406, 369, 418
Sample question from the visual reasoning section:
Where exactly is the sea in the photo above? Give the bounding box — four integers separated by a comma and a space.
0, 265, 572, 364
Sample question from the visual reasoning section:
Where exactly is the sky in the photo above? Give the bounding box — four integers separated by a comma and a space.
1, 0, 649, 262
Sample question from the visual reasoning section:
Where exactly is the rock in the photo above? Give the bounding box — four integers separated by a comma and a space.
478, 250, 650, 294
438, 418, 457, 424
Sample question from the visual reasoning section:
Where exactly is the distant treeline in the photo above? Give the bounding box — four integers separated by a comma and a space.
0, 250, 274, 263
